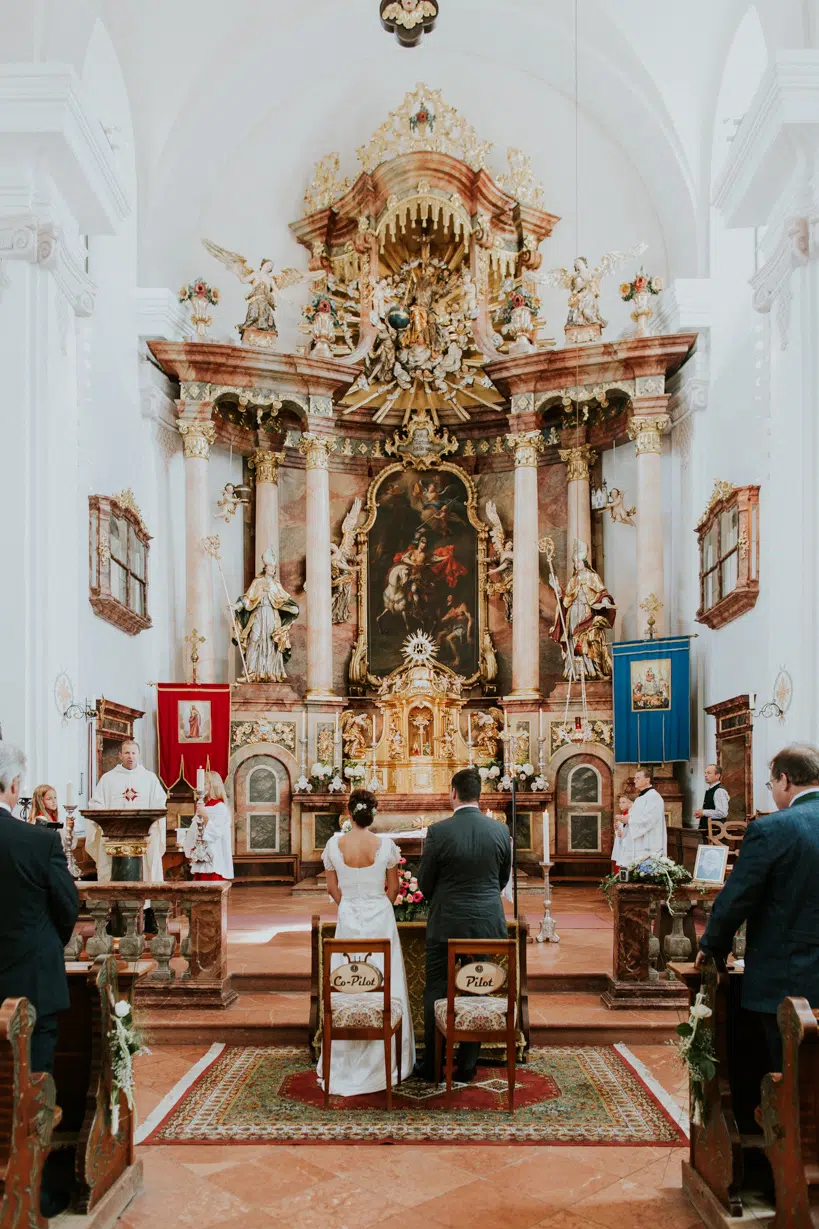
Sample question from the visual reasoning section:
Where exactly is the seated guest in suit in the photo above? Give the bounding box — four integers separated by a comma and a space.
416, 766, 512, 1083
697, 744, 819, 1069
0, 744, 80, 1074
31, 783, 60, 827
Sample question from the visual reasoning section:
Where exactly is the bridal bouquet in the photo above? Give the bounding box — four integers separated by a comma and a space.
393, 858, 427, 921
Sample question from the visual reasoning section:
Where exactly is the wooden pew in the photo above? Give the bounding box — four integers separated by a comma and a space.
760, 996, 819, 1228
671, 959, 775, 1226
51, 956, 148, 1218
0, 998, 59, 1229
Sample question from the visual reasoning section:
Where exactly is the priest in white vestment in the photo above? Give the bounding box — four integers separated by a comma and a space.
86, 740, 167, 881
623, 767, 667, 861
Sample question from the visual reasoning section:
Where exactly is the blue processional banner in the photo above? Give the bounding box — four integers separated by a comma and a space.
612, 636, 691, 764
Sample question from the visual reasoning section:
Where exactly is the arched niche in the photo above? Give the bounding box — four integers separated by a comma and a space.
232, 751, 292, 856
555, 752, 613, 862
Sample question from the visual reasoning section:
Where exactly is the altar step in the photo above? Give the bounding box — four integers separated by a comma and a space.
140, 988, 683, 1048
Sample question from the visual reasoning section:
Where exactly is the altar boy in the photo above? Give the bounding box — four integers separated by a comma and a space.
86, 740, 167, 881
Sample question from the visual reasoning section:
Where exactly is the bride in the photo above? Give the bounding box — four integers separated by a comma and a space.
317, 789, 416, 1096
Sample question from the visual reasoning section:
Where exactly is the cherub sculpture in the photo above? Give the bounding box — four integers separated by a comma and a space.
330, 496, 362, 624
202, 239, 305, 342
543, 245, 647, 332
215, 482, 240, 523
485, 500, 514, 622
607, 488, 636, 526
473, 708, 504, 763
340, 710, 372, 762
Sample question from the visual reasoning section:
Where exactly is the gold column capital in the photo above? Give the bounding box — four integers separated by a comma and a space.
249, 448, 285, 484
298, 432, 337, 470
628, 414, 670, 455
505, 430, 544, 468
558, 444, 598, 482
178, 419, 216, 460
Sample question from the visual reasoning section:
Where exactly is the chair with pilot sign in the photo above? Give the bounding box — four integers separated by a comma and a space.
434, 938, 517, 1112
321, 938, 404, 1110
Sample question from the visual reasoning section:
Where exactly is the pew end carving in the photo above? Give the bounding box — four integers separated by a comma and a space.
761, 996, 819, 1229
0, 997, 59, 1229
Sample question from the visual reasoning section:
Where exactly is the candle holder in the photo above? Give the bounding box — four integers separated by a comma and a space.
62, 805, 82, 879
17, 795, 32, 823
535, 861, 560, 944
190, 784, 214, 872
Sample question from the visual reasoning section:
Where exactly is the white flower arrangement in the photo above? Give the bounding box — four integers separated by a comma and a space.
478, 766, 490, 781
328, 775, 344, 793
674, 987, 716, 1126
311, 762, 331, 779
344, 764, 366, 780
531, 775, 548, 791
366, 774, 382, 792
499, 774, 513, 791
294, 775, 313, 793
488, 765, 501, 779
108, 996, 149, 1137
521, 762, 535, 776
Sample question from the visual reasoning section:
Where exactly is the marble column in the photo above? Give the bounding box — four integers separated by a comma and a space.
559, 444, 597, 563
506, 430, 544, 699
628, 414, 670, 636
250, 448, 285, 573
178, 417, 217, 682
298, 431, 336, 698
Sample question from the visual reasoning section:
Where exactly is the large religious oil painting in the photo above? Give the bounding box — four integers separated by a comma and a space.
366, 466, 479, 678
630, 659, 671, 712
178, 700, 212, 743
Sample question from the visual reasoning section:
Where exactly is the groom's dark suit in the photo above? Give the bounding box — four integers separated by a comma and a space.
417, 804, 512, 1077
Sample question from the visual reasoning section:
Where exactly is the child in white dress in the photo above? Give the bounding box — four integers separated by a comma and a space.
611, 793, 635, 870
317, 789, 416, 1096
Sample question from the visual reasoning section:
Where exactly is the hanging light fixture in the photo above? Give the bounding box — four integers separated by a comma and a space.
380, 0, 439, 48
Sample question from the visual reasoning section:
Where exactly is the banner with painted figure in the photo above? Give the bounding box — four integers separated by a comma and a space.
612, 637, 691, 763
156, 683, 231, 786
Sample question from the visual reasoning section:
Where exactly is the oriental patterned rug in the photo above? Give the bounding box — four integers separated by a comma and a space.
139, 1045, 687, 1146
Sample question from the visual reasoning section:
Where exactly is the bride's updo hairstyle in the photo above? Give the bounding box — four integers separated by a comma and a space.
348, 788, 377, 828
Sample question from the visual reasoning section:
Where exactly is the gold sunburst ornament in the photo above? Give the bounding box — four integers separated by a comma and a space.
402, 631, 438, 665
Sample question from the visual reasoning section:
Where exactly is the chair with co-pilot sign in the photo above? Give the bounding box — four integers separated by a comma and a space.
321, 937, 404, 1110
434, 938, 517, 1112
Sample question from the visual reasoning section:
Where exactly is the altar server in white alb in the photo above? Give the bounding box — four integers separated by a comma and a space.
183, 770, 234, 880
86, 740, 167, 881
621, 767, 667, 860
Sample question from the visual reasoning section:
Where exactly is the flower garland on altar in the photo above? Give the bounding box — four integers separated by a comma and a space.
600, 855, 691, 909
619, 269, 663, 302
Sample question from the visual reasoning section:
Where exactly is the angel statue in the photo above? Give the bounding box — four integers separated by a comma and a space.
233, 548, 300, 682
202, 239, 305, 344
340, 710, 372, 762
543, 245, 647, 335
330, 497, 362, 624
606, 488, 636, 527
485, 500, 514, 622
472, 708, 504, 763
549, 540, 616, 681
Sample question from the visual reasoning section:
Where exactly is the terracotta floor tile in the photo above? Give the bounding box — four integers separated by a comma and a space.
530, 1213, 615, 1229
420, 1176, 559, 1229
204, 1155, 340, 1204
570, 1175, 704, 1228
263, 1173, 395, 1229
506, 1153, 622, 1204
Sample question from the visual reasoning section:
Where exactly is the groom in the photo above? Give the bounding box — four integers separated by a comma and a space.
415, 766, 512, 1083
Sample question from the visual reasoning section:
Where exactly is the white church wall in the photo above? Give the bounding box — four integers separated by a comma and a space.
600, 443, 638, 643
206, 447, 245, 685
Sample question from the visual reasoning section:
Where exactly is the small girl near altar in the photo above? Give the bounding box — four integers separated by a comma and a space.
183, 770, 234, 881
31, 784, 60, 826
612, 793, 635, 870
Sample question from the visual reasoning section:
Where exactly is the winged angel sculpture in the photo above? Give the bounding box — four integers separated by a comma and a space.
330, 497, 362, 624
202, 239, 306, 342
542, 245, 647, 331
485, 501, 514, 622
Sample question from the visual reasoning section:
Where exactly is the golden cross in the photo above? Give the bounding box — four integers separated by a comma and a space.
184, 628, 206, 684
639, 593, 664, 641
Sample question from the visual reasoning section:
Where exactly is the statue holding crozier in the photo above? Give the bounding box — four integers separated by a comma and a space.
84, 739, 167, 882
550, 540, 616, 680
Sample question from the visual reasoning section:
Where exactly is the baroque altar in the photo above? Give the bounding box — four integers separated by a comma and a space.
149, 83, 697, 884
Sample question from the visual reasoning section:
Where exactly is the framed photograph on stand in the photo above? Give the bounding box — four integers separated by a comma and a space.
692, 842, 729, 887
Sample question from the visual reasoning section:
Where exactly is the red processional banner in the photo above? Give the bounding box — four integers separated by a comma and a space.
156, 683, 231, 788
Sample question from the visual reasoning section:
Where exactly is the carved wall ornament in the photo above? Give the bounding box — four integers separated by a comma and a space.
773, 668, 793, 717
298, 433, 337, 469
510, 392, 535, 416
380, 0, 439, 47
627, 415, 670, 455
331, 496, 362, 623
309, 395, 334, 418
178, 419, 216, 460
549, 718, 613, 759
698, 480, 736, 529
356, 83, 492, 174
384, 407, 458, 468
542, 245, 647, 341
496, 148, 546, 211
302, 153, 353, 216
179, 382, 283, 415
559, 445, 598, 483
750, 216, 811, 350
231, 719, 297, 752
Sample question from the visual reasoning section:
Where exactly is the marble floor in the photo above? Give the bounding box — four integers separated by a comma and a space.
124, 1043, 701, 1229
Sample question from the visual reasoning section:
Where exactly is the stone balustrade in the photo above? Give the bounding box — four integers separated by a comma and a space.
65, 882, 236, 1007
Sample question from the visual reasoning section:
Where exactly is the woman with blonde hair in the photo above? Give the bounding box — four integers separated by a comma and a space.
31, 784, 60, 826
182, 770, 234, 880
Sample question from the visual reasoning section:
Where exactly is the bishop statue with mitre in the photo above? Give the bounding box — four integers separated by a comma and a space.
85, 739, 167, 881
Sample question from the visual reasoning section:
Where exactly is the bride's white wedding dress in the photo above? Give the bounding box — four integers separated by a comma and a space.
317, 833, 416, 1096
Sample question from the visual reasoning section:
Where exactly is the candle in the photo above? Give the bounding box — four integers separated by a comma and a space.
543, 809, 550, 865
302, 711, 307, 746
372, 714, 377, 750
468, 713, 472, 744
538, 709, 542, 741
65, 780, 75, 807
196, 767, 206, 794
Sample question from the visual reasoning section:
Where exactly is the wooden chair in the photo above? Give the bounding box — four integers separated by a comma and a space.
434, 939, 517, 1113
321, 938, 403, 1111
706, 819, 747, 871
761, 996, 819, 1229
0, 998, 61, 1229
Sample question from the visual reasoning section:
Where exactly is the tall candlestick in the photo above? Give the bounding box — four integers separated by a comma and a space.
65, 780, 76, 807
542, 809, 549, 864
196, 767, 206, 794
468, 713, 472, 744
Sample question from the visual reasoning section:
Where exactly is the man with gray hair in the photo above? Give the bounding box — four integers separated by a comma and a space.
698, 743, 819, 1069
0, 743, 79, 1073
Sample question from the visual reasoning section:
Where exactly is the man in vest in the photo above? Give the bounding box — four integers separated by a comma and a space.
693, 763, 730, 829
